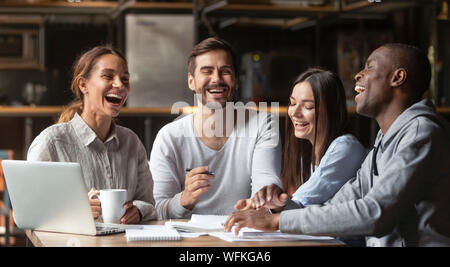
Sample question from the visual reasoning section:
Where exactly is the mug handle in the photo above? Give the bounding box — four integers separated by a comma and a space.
88, 189, 100, 200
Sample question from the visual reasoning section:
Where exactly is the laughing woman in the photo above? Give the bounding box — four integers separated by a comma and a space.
235, 68, 366, 211
27, 46, 157, 224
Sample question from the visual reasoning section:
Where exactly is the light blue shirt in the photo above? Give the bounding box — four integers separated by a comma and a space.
291, 134, 366, 206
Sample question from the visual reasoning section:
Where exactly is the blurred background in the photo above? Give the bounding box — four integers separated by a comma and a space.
0, 0, 449, 246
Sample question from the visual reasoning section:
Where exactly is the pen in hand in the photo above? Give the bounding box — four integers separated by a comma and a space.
185, 168, 214, 175
181, 167, 215, 210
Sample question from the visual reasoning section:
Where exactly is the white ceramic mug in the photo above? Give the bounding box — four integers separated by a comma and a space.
95, 189, 127, 224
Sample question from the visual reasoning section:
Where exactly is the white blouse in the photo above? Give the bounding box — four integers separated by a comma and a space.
27, 113, 157, 221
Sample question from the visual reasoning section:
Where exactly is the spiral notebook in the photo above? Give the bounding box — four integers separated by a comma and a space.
125, 226, 182, 241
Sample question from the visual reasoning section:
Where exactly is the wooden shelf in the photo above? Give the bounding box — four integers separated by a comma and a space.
0, 1, 117, 8
0, 0, 192, 8
130, 1, 192, 10
200, 0, 425, 19
0, 63, 45, 71
0, 105, 448, 117
0, 106, 175, 117
202, 1, 336, 18
0, 0, 422, 16
216, 3, 336, 13
0, 1, 193, 15
342, 0, 419, 13
0, 106, 285, 116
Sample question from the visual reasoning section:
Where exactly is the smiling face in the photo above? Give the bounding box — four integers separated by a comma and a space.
354, 46, 395, 118
288, 81, 316, 143
79, 54, 130, 118
188, 49, 236, 109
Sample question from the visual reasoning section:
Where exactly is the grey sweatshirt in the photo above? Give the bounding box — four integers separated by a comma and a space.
280, 99, 450, 246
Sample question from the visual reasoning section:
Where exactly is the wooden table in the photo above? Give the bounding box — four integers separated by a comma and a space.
25, 220, 345, 247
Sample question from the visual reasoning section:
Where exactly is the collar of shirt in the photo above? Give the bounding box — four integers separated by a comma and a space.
70, 113, 119, 147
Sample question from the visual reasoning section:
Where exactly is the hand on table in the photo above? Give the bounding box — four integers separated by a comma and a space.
120, 201, 141, 224
224, 209, 281, 235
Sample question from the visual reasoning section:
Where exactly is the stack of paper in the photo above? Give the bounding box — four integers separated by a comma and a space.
164, 214, 334, 243
209, 230, 334, 242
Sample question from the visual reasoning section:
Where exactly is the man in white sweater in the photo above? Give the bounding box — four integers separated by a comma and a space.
150, 37, 281, 219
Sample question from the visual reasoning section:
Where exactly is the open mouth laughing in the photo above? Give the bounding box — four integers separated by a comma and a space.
292, 120, 309, 131
355, 84, 365, 94
205, 86, 229, 97
105, 93, 125, 105
207, 88, 226, 94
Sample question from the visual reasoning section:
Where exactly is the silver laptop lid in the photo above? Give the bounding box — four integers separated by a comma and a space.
2, 160, 97, 235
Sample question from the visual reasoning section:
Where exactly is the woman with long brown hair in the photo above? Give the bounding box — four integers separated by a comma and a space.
235, 68, 366, 211
27, 45, 157, 223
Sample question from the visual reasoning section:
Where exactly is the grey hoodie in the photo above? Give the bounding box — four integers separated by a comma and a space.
280, 99, 450, 246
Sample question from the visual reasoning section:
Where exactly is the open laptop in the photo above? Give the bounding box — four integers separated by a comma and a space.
2, 160, 124, 236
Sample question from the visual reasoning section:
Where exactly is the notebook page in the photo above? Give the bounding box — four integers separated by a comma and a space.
190, 214, 228, 225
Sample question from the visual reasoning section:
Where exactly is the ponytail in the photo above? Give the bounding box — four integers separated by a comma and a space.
57, 100, 83, 123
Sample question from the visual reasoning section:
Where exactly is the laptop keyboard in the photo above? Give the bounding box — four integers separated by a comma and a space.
96, 226, 124, 235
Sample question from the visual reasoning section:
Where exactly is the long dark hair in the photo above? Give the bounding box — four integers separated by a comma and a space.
58, 45, 127, 123
281, 68, 348, 196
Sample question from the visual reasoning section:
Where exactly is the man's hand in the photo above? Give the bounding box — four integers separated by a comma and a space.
180, 166, 214, 210
224, 209, 280, 235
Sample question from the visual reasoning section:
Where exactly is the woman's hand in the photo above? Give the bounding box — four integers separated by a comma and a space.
251, 184, 289, 211
88, 188, 141, 224
120, 201, 141, 224
88, 187, 101, 219
234, 198, 253, 211
224, 209, 281, 235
